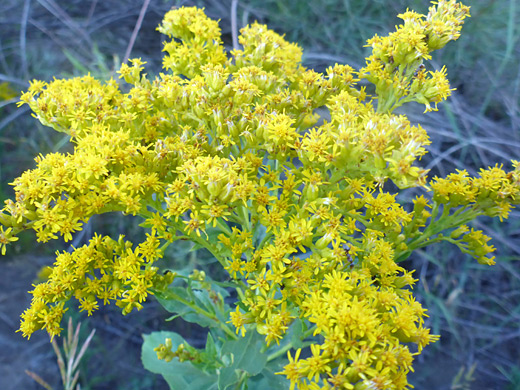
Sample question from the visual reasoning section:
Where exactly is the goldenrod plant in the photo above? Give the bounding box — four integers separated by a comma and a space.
2, 2, 518, 389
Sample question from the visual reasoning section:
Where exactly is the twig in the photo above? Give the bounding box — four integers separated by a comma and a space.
123, 0, 151, 64
86, 0, 98, 27
231, 0, 239, 52
20, 0, 31, 79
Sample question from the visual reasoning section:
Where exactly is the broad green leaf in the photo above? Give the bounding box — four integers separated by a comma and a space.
248, 360, 289, 390
266, 318, 305, 360
218, 331, 268, 390
141, 331, 218, 390
217, 365, 237, 389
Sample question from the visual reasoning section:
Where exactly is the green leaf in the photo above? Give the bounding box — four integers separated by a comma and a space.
217, 365, 237, 389
192, 289, 230, 324
156, 288, 216, 328
155, 273, 233, 329
217, 331, 268, 390
205, 332, 217, 356
193, 289, 217, 312
206, 227, 224, 246
141, 331, 218, 390
248, 360, 289, 390
289, 318, 306, 349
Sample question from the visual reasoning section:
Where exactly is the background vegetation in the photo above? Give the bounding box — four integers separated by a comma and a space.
0, 0, 518, 389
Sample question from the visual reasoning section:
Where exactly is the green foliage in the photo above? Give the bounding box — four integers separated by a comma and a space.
218, 331, 267, 389
142, 330, 278, 390
142, 331, 219, 390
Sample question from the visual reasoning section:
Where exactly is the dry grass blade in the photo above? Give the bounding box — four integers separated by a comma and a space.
36, 0, 91, 44
25, 369, 53, 390
28, 318, 95, 390
0, 98, 19, 109
0, 106, 30, 132
72, 328, 96, 372
0, 74, 29, 87
64, 315, 73, 357
451, 363, 477, 390
478, 0, 518, 117
65, 321, 81, 389
48, 317, 96, 390
70, 370, 80, 390
51, 337, 67, 386
85, 0, 98, 26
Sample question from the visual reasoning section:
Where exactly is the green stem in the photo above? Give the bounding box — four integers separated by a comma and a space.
302, 325, 317, 339
266, 342, 294, 362
344, 211, 369, 228
409, 234, 459, 250
234, 371, 249, 390
266, 340, 315, 362
257, 230, 273, 250
376, 89, 397, 114
238, 205, 251, 231
266, 323, 316, 362
329, 168, 347, 186
404, 204, 482, 254
159, 241, 171, 253
216, 218, 232, 235
190, 234, 228, 268
165, 290, 238, 340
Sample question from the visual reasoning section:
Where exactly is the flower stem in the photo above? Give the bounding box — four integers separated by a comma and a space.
165, 290, 238, 340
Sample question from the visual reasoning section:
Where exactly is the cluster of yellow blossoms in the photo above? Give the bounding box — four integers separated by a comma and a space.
1, 2, 519, 389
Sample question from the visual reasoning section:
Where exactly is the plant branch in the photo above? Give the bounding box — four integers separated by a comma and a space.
123, 0, 151, 64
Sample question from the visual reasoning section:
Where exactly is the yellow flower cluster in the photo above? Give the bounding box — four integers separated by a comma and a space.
274, 235, 439, 389
2, 3, 519, 389
157, 7, 227, 79
18, 233, 173, 338
360, 0, 470, 113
